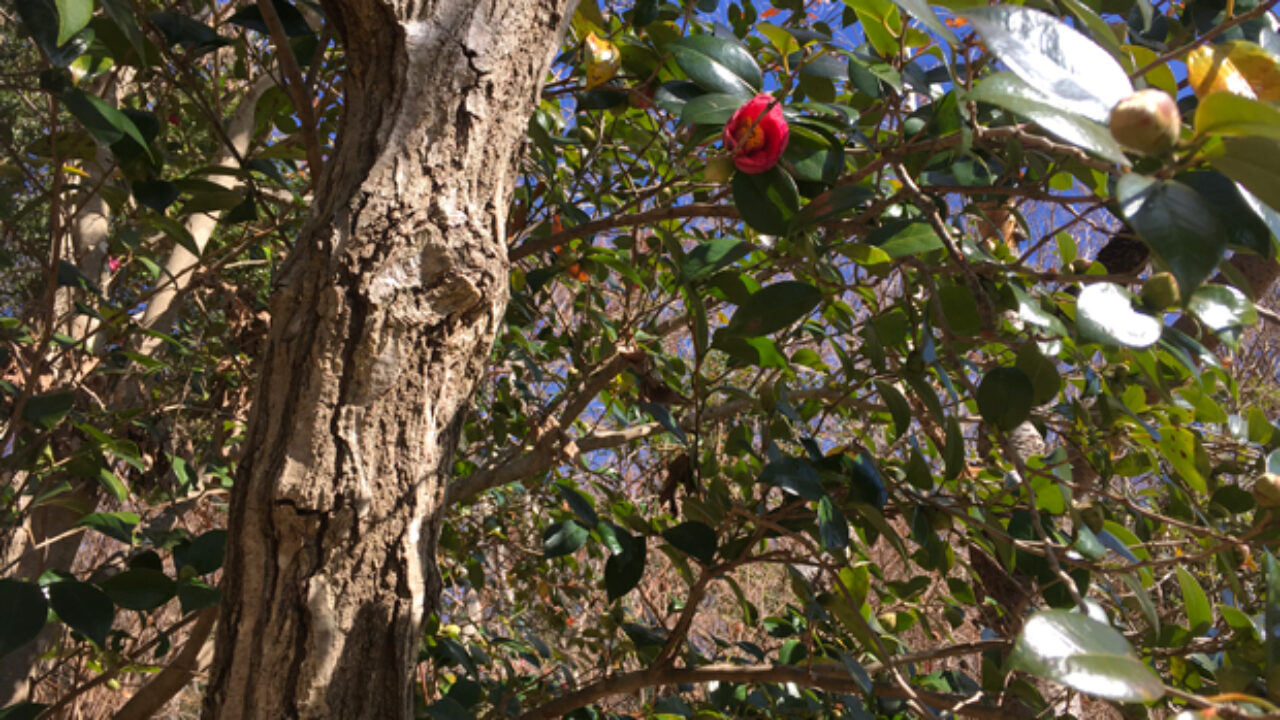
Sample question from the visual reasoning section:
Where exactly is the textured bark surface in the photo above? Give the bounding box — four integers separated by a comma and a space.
202, 1, 574, 718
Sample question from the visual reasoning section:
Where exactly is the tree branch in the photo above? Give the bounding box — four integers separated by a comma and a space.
510, 203, 740, 261
112, 607, 217, 720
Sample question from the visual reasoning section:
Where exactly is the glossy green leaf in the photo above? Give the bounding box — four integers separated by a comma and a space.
77, 511, 138, 544
604, 530, 646, 602
668, 35, 761, 99
1194, 91, 1280, 140
1011, 610, 1164, 702
662, 521, 717, 565
174, 530, 227, 575
874, 381, 912, 438
48, 580, 112, 647
719, 281, 821, 338
54, 0, 92, 45
818, 496, 849, 550
961, 6, 1132, 123
543, 520, 590, 558
1175, 567, 1212, 634
1177, 171, 1273, 258
965, 73, 1128, 165
790, 184, 874, 230
177, 579, 221, 613
15, 0, 90, 67
0, 580, 48, 658
1117, 174, 1228, 295
1207, 136, 1280, 214
22, 390, 74, 430
1187, 285, 1257, 350
713, 335, 788, 369
679, 238, 752, 284
678, 92, 744, 128
61, 89, 152, 158
1076, 283, 1161, 349
731, 166, 800, 236
100, 568, 176, 611
889, 0, 957, 46
977, 367, 1034, 431
760, 457, 825, 501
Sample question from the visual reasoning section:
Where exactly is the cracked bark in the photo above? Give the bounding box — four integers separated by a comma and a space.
202, 1, 575, 718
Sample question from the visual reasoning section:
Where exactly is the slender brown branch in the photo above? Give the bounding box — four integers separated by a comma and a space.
112, 608, 217, 720
256, 0, 324, 174
1130, 0, 1280, 80
510, 203, 740, 261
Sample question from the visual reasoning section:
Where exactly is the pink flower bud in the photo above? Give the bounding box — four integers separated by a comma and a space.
722, 93, 789, 174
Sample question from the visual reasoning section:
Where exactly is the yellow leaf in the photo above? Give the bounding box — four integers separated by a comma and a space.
583, 32, 620, 90
1187, 45, 1257, 100
1221, 40, 1280, 102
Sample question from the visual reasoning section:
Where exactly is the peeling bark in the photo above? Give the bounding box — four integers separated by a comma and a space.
202, 1, 575, 717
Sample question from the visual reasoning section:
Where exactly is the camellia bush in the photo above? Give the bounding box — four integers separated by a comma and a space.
4, 0, 1280, 718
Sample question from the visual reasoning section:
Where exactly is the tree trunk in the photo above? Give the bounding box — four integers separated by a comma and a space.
202, 1, 575, 718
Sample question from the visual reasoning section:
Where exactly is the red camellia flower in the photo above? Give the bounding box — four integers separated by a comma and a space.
722, 93, 789, 174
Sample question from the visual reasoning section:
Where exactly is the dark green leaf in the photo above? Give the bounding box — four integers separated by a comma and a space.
22, 390, 74, 430
1011, 610, 1164, 702
48, 580, 112, 647
678, 92, 745, 127
78, 511, 138, 544
961, 6, 1132, 123
719, 280, 821, 338
1209, 136, 1280, 214
790, 184, 874, 230
1266, 551, 1280, 679
866, 220, 943, 258
817, 496, 849, 550
637, 401, 687, 445
0, 703, 48, 720
557, 485, 599, 528
148, 12, 231, 56
668, 35, 762, 98
226, 0, 314, 37
177, 579, 221, 613
0, 580, 48, 658
1117, 174, 1228, 295
679, 237, 752, 284
543, 520, 590, 558
174, 530, 227, 575
15, 0, 90, 67
662, 521, 717, 565
760, 457, 825, 501
133, 180, 179, 212
1175, 567, 1212, 634
1076, 283, 1161, 349
712, 335, 788, 369
874, 380, 911, 438
54, 0, 92, 45
977, 367, 1034, 432
731, 165, 800, 236
604, 531, 647, 602
1187, 285, 1257, 350
99, 568, 176, 611
61, 89, 152, 158
1177, 171, 1273, 258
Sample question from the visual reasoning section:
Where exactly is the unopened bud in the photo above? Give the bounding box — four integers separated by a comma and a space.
1253, 473, 1280, 508
1109, 90, 1180, 156
1140, 272, 1181, 310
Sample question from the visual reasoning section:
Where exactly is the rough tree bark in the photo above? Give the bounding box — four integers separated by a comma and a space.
202, 1, 575, 718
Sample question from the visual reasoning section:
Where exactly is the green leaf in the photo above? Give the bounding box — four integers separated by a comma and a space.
817, 496, 849, 550
662, 521, 717, 565
55, 0, 92, 45
782, 124, 843, 184
1011, 610, 1165, 702
0, 579, 48, 658
889, 0, 958, 45
96, 468, 128, 502
1076, 283, 1161, 349
0, 703, 48, 720
719, 281, 821, 338
15, 0, 90, 67
99, 568, 176, 611
1267, 551, 1280, 681
604, 530, 647, 602
1177, 171, 1273, 258
866, 220, 944, 258
177, 579, 221, 613
679, 237, 752, 284
1194, 92, 1280, 141
47, 580, 112, 647
1186, 285, 1257, 350
874, 381, 912, 438
1207, 137, 1280, 215
557, 485, 599, 528
731, 166, 800, 236
22, 390, 74, 430
61, 89, 152, 158
1175, 567, 1212, 634
174, 530, 227, 575
790, 184, 874, 230
961, 6, 1132, 123
668, 35, 762, 99
977, 367, 1034, 431
77, 511, 138, 544
760, 457, 825, 501
543, 520, 590, 558
1015, 343, 1062, 406
713, 335, 788, 369
637, 401, 688, 445
965, 73, 1128, 165
678, 92, 744, 127
1118, 174, 1228, 295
